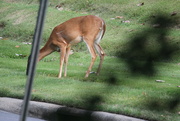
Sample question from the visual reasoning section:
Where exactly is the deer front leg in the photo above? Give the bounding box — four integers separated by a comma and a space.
64, 47, 71, 77
58, 46, 66, 78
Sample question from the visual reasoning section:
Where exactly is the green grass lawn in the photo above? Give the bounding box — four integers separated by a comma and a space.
0, 0, 180, 121
0, 39, 180, 121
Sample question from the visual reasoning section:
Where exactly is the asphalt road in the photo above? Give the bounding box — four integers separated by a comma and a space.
0, 110, 46, 121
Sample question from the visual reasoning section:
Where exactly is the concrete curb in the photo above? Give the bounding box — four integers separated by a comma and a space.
0, 97, 147, 121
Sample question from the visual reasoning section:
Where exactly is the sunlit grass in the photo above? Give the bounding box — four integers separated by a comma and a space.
0, 0, 180, 120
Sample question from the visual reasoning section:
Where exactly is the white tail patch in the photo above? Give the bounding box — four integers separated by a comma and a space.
95, 21, 104, 44
94, 21, 104, 55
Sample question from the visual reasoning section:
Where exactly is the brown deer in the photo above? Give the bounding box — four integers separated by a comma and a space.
26, 15, 106, 78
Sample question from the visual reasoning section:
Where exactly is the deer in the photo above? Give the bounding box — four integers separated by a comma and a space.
26, 15, 106, 78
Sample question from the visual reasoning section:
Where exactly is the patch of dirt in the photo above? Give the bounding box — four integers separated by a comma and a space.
0, 7, 10, 14
2, 0, 18, 3
13, 13, 32, 25
6, 10, 35, 25
6, 10, 25, 20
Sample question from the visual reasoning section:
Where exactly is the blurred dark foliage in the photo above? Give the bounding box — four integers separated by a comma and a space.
145, 89, 180, 112
118, 14, 179, 76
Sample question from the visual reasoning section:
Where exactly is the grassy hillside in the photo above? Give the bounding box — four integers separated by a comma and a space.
0, 0, 180, 121
0, 0, 179, 56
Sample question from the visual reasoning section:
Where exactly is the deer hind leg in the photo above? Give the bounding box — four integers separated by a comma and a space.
94, 43, 105, 75
84, 39, 97, 78
64, 46, 71, 77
